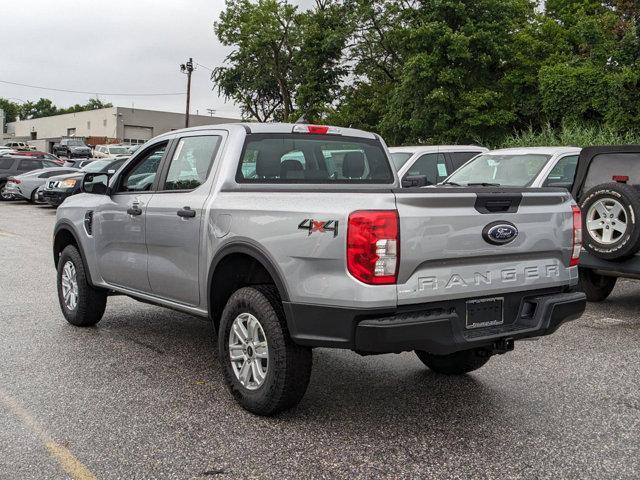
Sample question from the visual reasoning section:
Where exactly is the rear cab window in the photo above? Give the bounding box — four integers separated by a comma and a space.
236, 134, 393, 184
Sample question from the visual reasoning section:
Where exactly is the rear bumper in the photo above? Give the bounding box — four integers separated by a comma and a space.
284, 289, 586, 355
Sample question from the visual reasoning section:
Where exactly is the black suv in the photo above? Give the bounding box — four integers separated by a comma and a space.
0, 156, 60, 200
53, 139, 92, 159
571, 146, 640, 301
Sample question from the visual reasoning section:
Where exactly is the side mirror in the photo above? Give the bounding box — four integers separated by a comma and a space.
402, 175, 431, 188
83, 173, 110, 195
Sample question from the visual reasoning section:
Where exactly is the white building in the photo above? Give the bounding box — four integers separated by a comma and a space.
5, 107, 239, 151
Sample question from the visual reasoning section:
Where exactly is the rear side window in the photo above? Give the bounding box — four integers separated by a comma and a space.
583, 153, 640, 192
162, 136, 221, 191
449, 151, 482, 170
237, 134, 393, 184
0, 158, 14, 169
17, 159, 42, 171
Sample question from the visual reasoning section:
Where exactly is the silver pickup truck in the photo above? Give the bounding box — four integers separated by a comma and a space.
53, 123, 586, 415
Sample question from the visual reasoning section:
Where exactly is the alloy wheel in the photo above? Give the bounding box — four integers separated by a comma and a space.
61, 260, 79, 310
228, 313, 269, 390
586, 198, 628, 244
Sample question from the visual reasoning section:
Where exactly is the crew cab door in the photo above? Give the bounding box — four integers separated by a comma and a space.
145, 133, 223, 306
94, 141, 168, 293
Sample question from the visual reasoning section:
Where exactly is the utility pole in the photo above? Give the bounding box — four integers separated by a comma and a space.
180, 58, 194, 128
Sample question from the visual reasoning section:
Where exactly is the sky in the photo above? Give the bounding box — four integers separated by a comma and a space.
0, 0, 313, 119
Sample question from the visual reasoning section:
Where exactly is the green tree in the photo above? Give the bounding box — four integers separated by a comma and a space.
213, 0, 350, 122
0, 98, 20, 123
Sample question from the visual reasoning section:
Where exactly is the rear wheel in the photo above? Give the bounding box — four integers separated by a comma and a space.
0, 182, 12, 201
218, 285, 312, 416
29, 189, 37, 203
56, 245, 107, 326
415, 348, 490, 375
579, 268, 617, 302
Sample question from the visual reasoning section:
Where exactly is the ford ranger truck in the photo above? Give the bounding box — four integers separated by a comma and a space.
52, 123, 586, 415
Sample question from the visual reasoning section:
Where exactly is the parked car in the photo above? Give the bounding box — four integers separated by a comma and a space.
390, 145, 488, 187
0, 146, 16, 155
52, 122, 585, 415
127, 144, 142, 154
0, 156, 61, 200
93, 144, 131, 159
443, 147, 581, 188
43, 157, 127, 206
564, 145, 640, 302
9, 150, 63, 165
4, 167, 79, 202
52, 139, 92, 159
63, 158, 96, 169
3, 141, 34, 151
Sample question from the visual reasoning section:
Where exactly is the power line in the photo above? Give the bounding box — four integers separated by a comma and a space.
194, 62, 215, 72
0, 79, 186, 97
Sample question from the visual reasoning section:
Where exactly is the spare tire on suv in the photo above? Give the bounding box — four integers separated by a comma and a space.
580, 182, 640, 261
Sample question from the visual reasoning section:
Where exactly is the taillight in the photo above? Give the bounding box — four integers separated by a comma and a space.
347, 210, 399, 284
8, 177, 20, 184
292, 124, 341, 135
570, 205, 582, 266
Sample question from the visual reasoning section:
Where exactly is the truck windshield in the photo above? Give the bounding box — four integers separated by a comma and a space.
237, 134, 394, 184
67, 140, 84, 146
445, 153, 551, 187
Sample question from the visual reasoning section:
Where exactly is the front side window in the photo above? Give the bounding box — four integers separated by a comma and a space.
117, 143, 167, 193
446, 154, 551, 187
162, 136, 221, 191
404, 153, 448, 184
237, 134, 393, 184
543, 155, 578, 187
0, 158, 14, 169
449, 151, 483, 170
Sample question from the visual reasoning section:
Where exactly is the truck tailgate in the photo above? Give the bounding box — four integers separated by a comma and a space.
394, 188, 578, 305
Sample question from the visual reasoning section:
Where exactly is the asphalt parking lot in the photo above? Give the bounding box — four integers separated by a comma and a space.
0, 201, 639, 479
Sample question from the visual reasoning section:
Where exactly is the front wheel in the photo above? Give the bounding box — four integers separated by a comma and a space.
579, 268, 617, 302
218, 285, 312, 416
57, 245, 107, 326
415, 348, 490, 375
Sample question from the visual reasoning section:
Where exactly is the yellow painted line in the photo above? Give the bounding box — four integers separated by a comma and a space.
0, 390, 97, 480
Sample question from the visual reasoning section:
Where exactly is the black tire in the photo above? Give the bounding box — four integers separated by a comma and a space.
579, 267, 617, 302
580, 183, 640, 260
56, 245, 107, 327
0, 182, 12, 201
218, 285, 312, 416
29, 189, 37, 203
415, 348, 490, 375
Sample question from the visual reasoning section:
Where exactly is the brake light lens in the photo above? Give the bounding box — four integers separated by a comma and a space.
570, 205, 582, 266
292, 124, 341, 135
612, 175, 629, 183
8, 177, 20, 184
347, 210, 399, 284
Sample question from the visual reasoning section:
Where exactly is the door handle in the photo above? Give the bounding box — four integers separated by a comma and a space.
177, 206, 196, 218
127, 206, 142, 216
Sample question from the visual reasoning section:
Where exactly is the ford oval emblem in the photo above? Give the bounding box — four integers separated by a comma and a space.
483, 221, 518, 245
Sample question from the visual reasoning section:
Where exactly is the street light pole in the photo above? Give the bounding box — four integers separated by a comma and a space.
180, 58, 194, 128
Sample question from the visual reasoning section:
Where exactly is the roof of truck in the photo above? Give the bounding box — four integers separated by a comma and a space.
157, 122, 379, 140
388, 145, 488, 154
486, 146, 581, 156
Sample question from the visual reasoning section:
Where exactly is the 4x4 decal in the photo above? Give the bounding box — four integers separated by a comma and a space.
298, 219, 339, 237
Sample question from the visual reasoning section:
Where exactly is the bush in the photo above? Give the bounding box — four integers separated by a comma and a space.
497, 123, 640, 149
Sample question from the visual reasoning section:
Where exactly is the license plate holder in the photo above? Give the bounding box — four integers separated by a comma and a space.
465, 297, 504, 329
